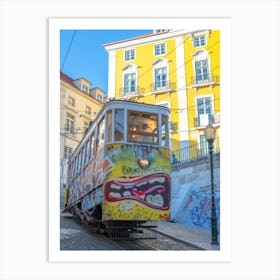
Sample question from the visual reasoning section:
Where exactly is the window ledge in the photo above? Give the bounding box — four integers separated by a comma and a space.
150, 88, 176, 95
192, 81, 220, 88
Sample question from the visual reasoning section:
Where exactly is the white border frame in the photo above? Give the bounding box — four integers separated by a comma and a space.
1, 0, 279, 279
49, 18, 231, 262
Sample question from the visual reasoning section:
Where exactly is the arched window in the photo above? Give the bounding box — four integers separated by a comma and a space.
152, 58, 169, 92
192, 50, 211, 84
122, 64, 138, 96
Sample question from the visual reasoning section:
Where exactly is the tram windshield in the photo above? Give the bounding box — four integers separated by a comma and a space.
127, 110, 158, 144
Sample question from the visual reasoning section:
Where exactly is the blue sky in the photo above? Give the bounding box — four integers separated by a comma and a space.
60, 30, 152, 95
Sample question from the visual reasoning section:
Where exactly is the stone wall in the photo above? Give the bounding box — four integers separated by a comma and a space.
171, 153, 220, 231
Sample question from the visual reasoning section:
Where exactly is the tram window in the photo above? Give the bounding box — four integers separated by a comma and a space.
75, 156, 78, 175
107, 110, 112, 143
127, 111, 158, 144
73, 158, 76, 177
73, 158, 76, 176
97, 117, 105, 151
77, 152, 81, 172
71, 162, 74, 180
79, 151, 83, 171
81, 147, 85, 169
91, 131, 95, 157
161, 114, 169, 147
86, 140, 91, 162
114, 109, 124, 142
84, 142, 87, 163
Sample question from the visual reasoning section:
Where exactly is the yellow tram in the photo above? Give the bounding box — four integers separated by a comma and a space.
64, 100, 171, 238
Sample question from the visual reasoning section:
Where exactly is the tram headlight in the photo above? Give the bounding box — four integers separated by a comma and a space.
138, 158, 149, 169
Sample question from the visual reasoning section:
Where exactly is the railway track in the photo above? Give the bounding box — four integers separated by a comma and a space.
67, 214, 204, 250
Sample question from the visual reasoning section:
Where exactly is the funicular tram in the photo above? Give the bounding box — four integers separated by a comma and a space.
64, 100, 171, 239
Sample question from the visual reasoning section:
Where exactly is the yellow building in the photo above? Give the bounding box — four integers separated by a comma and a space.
60, 71, 104, 188
104, 29, 220, 158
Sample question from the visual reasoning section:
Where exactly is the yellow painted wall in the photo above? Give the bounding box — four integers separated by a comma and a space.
184, 30, 220, 143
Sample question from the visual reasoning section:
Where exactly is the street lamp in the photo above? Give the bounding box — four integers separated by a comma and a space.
204, 124, 219, 245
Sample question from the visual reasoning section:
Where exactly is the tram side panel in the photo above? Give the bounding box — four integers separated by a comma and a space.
102, 143, 171, 221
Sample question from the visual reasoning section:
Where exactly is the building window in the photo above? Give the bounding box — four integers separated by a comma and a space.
197, 97, 212, 116
64, 146, 73, 160
82, 84, 89, 93
122, 64, 138, 96
155, 67, 167, 91
194, 35, 206, 47
66, 113, 75, 135
124, 49, 135, 61
199, 134, 208, 156
155, 43, 166, 56
68, 96, 75, 107
86, 106, 91, 116
195, 59, 209, 84
97, 94, 103, 102
124, 73, 136, 95
195, 96, 213, 127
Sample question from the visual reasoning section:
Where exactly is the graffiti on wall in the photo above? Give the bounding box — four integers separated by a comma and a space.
174, 184, 220, 230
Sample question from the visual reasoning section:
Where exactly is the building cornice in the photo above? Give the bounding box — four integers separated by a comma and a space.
104, 29, 196, 52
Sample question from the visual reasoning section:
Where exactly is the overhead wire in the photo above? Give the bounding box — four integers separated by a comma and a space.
61, 30, 77, 71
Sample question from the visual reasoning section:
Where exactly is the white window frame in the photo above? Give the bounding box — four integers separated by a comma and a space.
192, 50, 211, 84
98, 94, 103, 102
122, 64, 138, 96
191, 31, 210, 48
152, 59, 169, 92
64, 146, 73, 160
195, 94, 214, 126
154, 42, 166, 56
66, 112, 75, 135
194, 35, 206, 47
82, 84, 89, 93
124, 49, 136, 62
198, 133, 208, 156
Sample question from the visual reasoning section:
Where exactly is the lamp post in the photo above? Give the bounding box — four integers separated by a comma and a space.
204, 124, 219, 245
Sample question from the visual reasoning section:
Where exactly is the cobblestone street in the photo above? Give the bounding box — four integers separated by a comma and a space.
60, 214, 121, 250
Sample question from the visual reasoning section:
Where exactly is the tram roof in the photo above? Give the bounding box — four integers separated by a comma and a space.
86, 98, 170, 133
70, 99, 170, 160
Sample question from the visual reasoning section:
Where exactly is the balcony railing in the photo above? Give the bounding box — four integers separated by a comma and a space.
119, 86, 145, 97
150, 81, 176, 92
194, 113, 217, 127
172, 137, 220, 165
191, 74, 220, 85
